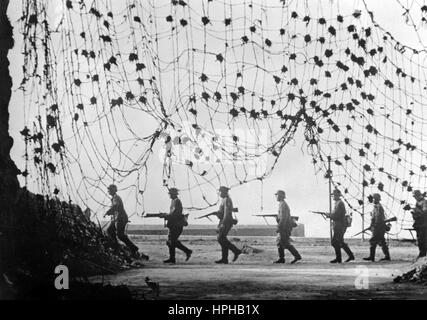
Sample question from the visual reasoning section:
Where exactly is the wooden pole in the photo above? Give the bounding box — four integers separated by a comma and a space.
362, 168, 365, 242
328, 157, 332, 241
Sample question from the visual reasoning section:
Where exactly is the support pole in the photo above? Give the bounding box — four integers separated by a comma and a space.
362, 168, 365, 242
328, 157, 332, 241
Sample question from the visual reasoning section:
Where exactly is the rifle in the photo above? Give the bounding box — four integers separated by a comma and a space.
310, 210, 329, 220
352, 216, 397, 237
196, 208, 238, 222
253, 214, 299, 225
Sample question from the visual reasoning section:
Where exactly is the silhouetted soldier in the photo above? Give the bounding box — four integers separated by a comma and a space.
412, 190, 427, 258
215, 186, 242, 264
273, 190, 302, 264
105, 184, 148, 260
328, 189, 354, 263
163, 188, 192, 264
363, 193, 390, 262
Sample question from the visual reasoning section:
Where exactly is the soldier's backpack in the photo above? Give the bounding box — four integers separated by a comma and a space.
178, 214, 189, 227
184, 214, 189, 226
291, 217, 298, 229
345, 212, 353, 228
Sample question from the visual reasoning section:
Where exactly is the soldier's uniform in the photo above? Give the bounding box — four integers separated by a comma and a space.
276, 198, 301, 263
413, 192, 427, 258
330, 193, 354, 263
106, 193, 139, 255
216, 188, 241, 263
164, 195, 192, 263
364, 197, 390, 261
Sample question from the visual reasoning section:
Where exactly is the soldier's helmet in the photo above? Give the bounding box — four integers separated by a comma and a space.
108, 184, 117, 192
372, 193, 381, 201
168, 187, 179, 195
413, 190, 424, 198
275, 190, 286, 198
219, 186, 230, 193
331, 189, 342, 197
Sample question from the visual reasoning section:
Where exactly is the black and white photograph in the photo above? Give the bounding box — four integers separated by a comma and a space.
1, 0, 427, 305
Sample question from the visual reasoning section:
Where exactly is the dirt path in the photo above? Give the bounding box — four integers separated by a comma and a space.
90, 236, 427, 299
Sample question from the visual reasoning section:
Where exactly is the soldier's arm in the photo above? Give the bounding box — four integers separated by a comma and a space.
377, 205, 385, 225
219, 199, 231, 224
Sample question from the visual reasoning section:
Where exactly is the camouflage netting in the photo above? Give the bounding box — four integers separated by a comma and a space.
394, 257, 427, 285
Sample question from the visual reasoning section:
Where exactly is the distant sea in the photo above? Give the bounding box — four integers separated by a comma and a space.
124, 224, 305, 237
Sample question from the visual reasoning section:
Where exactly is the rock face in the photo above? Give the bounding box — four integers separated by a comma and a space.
0, 0, 21, 295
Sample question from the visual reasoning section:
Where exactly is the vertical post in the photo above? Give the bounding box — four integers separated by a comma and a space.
328, 157, 332, 241
362, 168, 365, 242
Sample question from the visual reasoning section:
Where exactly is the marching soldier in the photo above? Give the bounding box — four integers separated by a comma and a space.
273, 190, 302, 264
163, 188, 192, 264
328, 189, 355, 263
215, 186, 242, 264
363, 193, 390, 262
105, 184, 149, 260
412, 190, 427, 258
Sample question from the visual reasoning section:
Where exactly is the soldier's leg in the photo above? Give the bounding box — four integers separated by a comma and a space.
364, 237, 376, 261
282, 236, 302, 262
216, 225, 229, 262
331, 231, 342, 263
423, 228, 427, 257
341, 229, 355, 262
275, 234, 285, 263
285, 245, 302, 263
418, 228, 427, 257
106, 221, 118, 245
379, 235, 390, 261
416, 229, 424, 257
226, 238, 241, 256
164, 229, 176, 263
116, 217, 139, 254
219, 224, 241, 261
173, 227, 192, 258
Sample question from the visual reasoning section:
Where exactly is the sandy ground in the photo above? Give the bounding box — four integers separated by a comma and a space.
90, 236, 427, 299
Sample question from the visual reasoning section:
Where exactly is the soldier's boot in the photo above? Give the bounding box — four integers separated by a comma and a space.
288, 245, 302, 264
380, 245, 390, 261
363, 246, 376, 262
232, 249, 242, 262
185, 249, 192, 262
343, 243, 355, 262
176, 241, 192, 261
330, 247, 342, 263
274, 248, 285, 263
227, 242, 242, 262
215, 246, 229, 264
